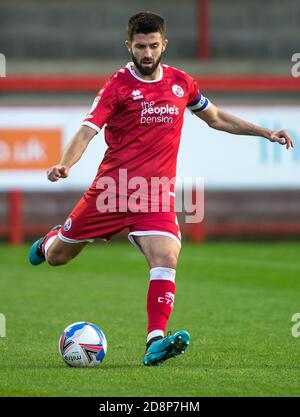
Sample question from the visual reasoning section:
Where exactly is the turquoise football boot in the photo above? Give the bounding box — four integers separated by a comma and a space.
28, 225, 61, 265
143, 330, 190, 366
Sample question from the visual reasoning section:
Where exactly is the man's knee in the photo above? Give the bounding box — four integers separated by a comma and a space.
47, 249, 70, 266
151, 251, 179, 269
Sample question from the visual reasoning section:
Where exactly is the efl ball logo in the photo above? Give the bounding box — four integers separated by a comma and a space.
172, 85, 184, 97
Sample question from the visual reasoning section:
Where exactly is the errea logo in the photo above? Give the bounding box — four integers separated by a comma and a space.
132, 90, 144, 100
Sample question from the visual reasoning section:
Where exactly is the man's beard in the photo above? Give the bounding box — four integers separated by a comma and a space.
131, 53, 162, 76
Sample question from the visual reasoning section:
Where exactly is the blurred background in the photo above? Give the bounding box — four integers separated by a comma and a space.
0, 0, 300, 244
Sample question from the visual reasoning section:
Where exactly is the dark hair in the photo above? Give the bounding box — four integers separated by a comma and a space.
127, 12, 166, 41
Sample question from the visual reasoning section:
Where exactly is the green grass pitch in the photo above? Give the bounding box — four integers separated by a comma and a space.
0, 241, 300, 397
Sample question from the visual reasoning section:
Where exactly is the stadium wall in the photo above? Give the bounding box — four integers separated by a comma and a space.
2, 189, 300, 245
1, 0, 299, 59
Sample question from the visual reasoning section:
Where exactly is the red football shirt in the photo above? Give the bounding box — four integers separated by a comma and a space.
82, 62, 209, 207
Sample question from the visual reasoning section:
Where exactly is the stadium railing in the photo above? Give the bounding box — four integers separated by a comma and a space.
1, 75, 299, 92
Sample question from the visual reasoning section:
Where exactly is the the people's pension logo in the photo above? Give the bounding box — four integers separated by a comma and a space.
140, 101, 179, 125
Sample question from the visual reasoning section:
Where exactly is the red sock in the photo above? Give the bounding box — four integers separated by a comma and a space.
42, 230, 59, 255
147, 267, 176, 338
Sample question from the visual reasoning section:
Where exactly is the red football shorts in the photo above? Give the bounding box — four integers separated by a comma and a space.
58, 191, 181, 251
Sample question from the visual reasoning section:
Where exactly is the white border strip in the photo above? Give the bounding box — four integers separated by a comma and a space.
128, 230, 181, 253
82, 121, 101, 133
126, 62, 163, 83
58, 230, 94, 244
150, 267, 176, 281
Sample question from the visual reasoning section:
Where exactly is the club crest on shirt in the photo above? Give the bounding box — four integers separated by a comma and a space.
64, 218, 72, 232
172, 85, 184, 97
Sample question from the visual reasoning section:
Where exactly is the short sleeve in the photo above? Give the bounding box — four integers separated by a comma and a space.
82, 74, 119, 133
187, 77, 210, 113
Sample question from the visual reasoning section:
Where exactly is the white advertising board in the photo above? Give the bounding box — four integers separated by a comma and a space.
0, 105, 299, 190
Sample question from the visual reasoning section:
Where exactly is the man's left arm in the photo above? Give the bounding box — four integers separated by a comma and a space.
195, 102, 294, 150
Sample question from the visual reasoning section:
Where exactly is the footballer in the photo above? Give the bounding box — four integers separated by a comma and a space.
29, 12, 294, 366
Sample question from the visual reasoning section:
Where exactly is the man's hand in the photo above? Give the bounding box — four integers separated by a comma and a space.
47, 165, 69, 182
268, 130, 294, 149
45, 126, 97, 183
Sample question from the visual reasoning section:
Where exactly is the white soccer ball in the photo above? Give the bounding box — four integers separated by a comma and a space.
58, 321, 107, 367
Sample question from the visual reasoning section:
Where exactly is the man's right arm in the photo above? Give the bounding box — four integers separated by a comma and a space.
47, 125, 97, 182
